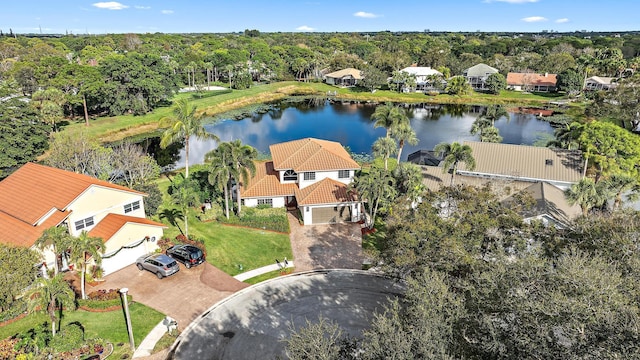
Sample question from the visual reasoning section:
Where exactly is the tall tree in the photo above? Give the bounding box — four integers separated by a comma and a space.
69, 231, 105, 300
35, 227, 73, 276
564, 177, 610, 216
371, 103, 409, 138
226, 140, 257, 214
393, 123, 418, 163
26, 274, 75, 337
31, 88, 65, 132
170, 173, 201, 238
484, 73, 506, 95
0, 244, 40, 312
350, 166, 397, 229
205, 143, 234, 219
603, 173, 639, 210
372, 137, 398, 171
434, 142, 476, 186
160, 98, 219, 178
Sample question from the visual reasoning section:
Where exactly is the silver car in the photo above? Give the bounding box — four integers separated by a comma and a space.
136, 253, 179, 279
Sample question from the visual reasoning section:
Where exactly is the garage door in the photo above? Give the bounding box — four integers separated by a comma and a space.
311, 205, 351, 224
101, 239, 148, 275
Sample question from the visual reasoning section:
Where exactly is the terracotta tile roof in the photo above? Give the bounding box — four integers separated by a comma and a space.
0, 163, 145, 226
88, 213, 167, 241
241, 161, 298, 198
506, 72, 557, 87
460, 141, 583, 184
0, 209, 71, 248
296, 178, 357, 206
270, 138, 360, 172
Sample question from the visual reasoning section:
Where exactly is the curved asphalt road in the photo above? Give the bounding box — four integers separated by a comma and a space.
167, 270, 405, 360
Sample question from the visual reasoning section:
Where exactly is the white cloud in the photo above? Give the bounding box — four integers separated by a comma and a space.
92, 2, 129, 10
484, 0, 538, 3
555, 18, 569, 23
134, 5, 150, 10
354, 11, 379, 18
161, 9, 174, 14
296, 25, 315, 31
521, 16, 547, 22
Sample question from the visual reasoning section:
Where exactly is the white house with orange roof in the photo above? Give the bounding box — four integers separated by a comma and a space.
0, 162, 167, 275
240, 138, 362, 225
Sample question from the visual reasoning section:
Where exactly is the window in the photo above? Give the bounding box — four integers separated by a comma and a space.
124, 200, 141, 213
74, 216, 95, 231
258, 198, 273, 207
283, 170, 297, 181
304, 172, 316, 181
338, 170, 350, 179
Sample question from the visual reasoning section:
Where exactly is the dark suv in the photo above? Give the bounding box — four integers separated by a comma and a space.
166, 244, 206, 269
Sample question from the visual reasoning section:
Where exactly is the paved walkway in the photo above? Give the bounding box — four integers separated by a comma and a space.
233, 261, 294, 281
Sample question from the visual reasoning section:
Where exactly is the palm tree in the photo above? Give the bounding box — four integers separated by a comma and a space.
372, 137, 398, 171
350, 167, 397, 229
35, 227, 73, 275
69, 231, 105, 300
434, 142, 476, 186
564, 177, 610, 216
205, 143, 234, 219
480, 105, 509, 126
393, 162, 425, 205
371, 103, 409, 138
26, 274, 75, 337
158, 208, 185, 234
603, 173, 639, 210
170, 173, 201, 238
546, 122, 584, 150
478, 126, 503, 143
160, 98, 219, 178
393, 123, 419, 163
226, 140, 257, 214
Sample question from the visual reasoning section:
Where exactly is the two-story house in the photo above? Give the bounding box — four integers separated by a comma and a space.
240, 138, 362, 225
0, 163, 166, 275
462, 63, 499, 91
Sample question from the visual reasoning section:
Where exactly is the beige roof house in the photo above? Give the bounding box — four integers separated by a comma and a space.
585, 76, 618, 91
501, 182, 581, 227
324, 68, 363, 87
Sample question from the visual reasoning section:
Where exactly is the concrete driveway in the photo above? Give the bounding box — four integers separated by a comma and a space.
88, 262, 248, 327
288, 213, 363, 272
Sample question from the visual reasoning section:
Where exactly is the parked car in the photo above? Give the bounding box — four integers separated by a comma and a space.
166, 244, 206, 269
136, 253, 179, 279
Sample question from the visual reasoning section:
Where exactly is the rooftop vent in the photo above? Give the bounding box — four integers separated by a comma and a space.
545, 159, 553, 166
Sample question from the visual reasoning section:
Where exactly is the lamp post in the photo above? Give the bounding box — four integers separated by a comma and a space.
120, 288, 135, 351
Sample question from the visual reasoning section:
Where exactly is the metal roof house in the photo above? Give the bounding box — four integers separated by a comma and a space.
324, 68, 363, 87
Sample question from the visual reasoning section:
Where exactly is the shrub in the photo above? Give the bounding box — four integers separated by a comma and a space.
49, 323, 84, 353
190, 89, 232, 99
0, 338, 21, 359
0, 299, 27, 323
157, 238, 174, 252
174, 235, 207, 257
219, 207, 290, 233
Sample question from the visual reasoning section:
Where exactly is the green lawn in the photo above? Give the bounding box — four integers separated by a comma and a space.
242, 268, 294, 285
0, 303, 164, 357
155, 176, 293, 276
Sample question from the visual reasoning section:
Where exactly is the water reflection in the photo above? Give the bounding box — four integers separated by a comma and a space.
166, 101, 554, 170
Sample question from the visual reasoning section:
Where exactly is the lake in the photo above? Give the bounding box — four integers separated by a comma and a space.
163, 100, 555, 169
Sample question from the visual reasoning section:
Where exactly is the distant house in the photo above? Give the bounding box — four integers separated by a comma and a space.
324, 68, 363, 87
501, 182, 581, 228
240, 138, 362, 225
407, 150, 442, 166
398, 66, 444, 92
584, 76, 618, 91
462, 63, 499, 91
507, 72, 557, 92
0, 163, 167, 276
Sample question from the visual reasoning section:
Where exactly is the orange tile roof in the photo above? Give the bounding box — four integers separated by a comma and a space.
0, 209, 71, 248
295, 178, 357, 206
506, 72, 557, 87
88, 213, 167, 241
270, 138, 360, 172
0, 163, 145, 226
241, 161, 298, 198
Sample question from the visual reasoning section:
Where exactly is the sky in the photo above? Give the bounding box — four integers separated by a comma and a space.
1, 0, 638, 35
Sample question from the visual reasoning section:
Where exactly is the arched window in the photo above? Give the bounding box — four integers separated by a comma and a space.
283, 170, 297, 181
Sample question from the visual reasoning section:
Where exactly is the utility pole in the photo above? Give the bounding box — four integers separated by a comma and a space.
120, 288, 135, 351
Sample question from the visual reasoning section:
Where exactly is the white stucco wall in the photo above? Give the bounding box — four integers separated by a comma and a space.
66, 186, 146, 236
244, 196, 286, 208
298, 170, 354, 189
